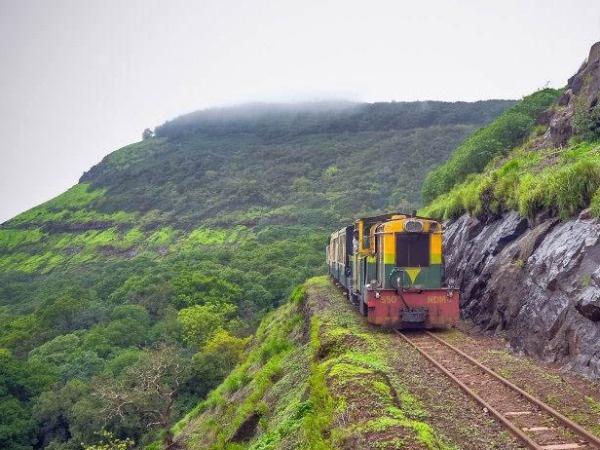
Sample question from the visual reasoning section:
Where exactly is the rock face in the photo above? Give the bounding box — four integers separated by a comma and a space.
445, 213, 600, 378
541, 41, 600, 147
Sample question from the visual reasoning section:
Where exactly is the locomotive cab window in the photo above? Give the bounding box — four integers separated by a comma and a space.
396, 233, 430, 267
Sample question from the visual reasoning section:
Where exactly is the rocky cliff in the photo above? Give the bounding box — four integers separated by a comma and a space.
445, 211, 600, 378
431, 41, 600, 379
542, 41, 600, 147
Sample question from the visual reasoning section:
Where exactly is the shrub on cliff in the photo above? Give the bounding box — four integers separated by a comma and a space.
422, 89, 561, 204
422, 142, 600, 220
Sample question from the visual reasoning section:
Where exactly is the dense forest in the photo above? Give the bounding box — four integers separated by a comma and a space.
0, 100, 515, 449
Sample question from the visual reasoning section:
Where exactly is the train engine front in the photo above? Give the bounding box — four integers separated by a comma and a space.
328, 213, 459, 329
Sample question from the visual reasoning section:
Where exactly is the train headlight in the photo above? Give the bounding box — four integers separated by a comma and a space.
405, 220, 424, 233
447, 289, 454, 298
375, 291, 381, 299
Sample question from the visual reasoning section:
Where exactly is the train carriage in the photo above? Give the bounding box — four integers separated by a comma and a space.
327, 212, 459, 329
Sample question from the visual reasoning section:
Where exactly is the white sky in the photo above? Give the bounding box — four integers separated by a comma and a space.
1, 0, 599, 223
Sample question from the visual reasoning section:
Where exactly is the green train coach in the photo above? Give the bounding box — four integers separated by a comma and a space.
326, 212, 459, 329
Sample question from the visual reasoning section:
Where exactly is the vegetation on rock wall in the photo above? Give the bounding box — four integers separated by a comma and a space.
421, 141, 600, 220
421, 89, 560, 204
421, 42, 600, 222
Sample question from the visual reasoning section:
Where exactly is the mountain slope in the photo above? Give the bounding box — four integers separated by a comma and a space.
0, 99, 514, 449
171, 277, 522, 450
419, 42, 600, 378
421, 43, 600, 220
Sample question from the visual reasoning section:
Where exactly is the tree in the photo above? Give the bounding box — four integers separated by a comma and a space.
172, 272, 242, 308
0, 349, 56, 450
28, 334, 104, 382
142, 128, 154, 140
37, 296, 98, 334
83, 305, 151, 357
92, 345, 189, 447
84, 431, 133, 450
191, 329, 247, 395
33, 379, 91, 448
176, 304, 235, 348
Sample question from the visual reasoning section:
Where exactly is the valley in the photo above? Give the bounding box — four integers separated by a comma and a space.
0, 100, 513, 449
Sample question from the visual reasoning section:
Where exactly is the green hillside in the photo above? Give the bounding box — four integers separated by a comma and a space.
170, 277, 461, 450
0, 100, 514, 450
419, 43, 600, 221
421, 89, 600, 221
421, 89, 561, 204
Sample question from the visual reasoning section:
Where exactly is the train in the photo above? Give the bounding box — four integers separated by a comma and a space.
326, 212, 459, 329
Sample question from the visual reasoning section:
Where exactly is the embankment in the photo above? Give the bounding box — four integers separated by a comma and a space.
171, 276, 520, 450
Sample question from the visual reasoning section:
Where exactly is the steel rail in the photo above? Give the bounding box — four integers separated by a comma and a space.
395, 330, 544, 449
424, 331, 600, 448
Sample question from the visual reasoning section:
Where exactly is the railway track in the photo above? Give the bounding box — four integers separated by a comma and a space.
396, 330, 600, 450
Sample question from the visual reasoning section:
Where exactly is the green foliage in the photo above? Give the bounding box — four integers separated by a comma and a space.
83, 306, 151, 357
0, 229, 44, 252
146, 227, 177, 247
591, 188, 600, 217
573, 97, 600, 141
33, 379, 94, 448
173, 272, 242, 309
421, 142, 600, 220
9, 184, 134, 227
29, 334, 103, 382
92, 345, 189, 447
177, 304, 234, 348
545, 158, 600, 218
191, 330, 248, 396
0, 101, 515, 449
83, 430, 134, 450
422, 89, 560, 203
0, 350, 57, 450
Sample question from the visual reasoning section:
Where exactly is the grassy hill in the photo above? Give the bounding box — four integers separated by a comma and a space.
0, 99, 514, 450
421, 44, 600, 221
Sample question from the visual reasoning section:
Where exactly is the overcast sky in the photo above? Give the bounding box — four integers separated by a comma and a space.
1, 0, 599, 223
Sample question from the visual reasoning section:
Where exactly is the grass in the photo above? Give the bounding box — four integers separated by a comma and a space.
0, 228, 44, 252
422, 89, 561, 203
0, 224, 240, 273
146, 227, 178, 247
8, 183, 136, 226
421, 141, 600, 220
172, 277, 457, 450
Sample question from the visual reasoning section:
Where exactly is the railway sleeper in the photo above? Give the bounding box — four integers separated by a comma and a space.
397, 330, 600, 450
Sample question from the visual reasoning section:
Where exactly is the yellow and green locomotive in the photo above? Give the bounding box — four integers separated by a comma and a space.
326, 213, 459, 329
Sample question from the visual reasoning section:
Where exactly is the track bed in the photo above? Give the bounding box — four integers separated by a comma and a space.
397, 331, 600, 450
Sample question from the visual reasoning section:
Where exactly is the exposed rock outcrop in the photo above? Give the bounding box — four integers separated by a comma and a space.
445, 213, 600, 378
541, 41, 600, 147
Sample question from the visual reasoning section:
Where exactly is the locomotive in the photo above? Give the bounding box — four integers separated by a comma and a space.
326, 212, 459, 329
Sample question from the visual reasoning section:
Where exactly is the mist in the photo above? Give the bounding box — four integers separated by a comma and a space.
1, 0, 600, 222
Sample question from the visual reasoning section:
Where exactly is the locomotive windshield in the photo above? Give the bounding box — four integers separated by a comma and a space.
395, 233, 430, 267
